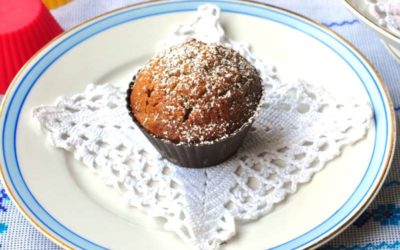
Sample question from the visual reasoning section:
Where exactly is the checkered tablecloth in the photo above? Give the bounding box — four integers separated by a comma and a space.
1, 0, 400, 249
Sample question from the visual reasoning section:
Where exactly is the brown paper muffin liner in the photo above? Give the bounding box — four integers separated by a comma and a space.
126, 78, 255, 168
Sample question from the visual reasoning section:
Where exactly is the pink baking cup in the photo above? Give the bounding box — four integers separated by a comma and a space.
0, 0, 63, 94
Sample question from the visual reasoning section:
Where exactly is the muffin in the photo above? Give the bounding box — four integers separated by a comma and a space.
127, 39, 262, 167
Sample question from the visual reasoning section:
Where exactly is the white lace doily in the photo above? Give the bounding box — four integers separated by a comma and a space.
33, 5, 372, 250
366, 0, 400, 36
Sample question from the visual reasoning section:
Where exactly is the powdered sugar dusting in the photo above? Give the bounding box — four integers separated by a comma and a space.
130, 39, 263, 143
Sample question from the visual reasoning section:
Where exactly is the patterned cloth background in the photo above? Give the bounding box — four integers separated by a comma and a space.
1, 0, 400, 249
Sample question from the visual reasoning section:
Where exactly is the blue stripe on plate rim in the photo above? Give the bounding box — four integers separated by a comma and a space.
0, 0, 393, 249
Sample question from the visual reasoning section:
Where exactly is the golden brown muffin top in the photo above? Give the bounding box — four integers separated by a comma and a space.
130, 39, 262, 144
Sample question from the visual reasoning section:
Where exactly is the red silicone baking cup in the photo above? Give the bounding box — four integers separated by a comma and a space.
0, 0, 63, 94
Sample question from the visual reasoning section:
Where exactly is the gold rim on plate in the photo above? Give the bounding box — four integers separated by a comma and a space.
342, 0, 400, 44
342, 0, 400, 60
0, 0, 396, 249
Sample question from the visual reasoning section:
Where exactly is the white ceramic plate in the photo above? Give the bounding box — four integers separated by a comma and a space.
0, 1, 396, 249
342, 0, 400, 60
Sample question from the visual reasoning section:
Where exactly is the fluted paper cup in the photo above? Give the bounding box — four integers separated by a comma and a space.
126, 77, 256, 168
